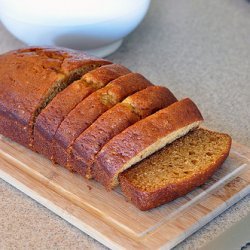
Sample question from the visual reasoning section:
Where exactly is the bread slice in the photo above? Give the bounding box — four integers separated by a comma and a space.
0, 47, 110, 148
93, 98, 203, 190
33, 64, 130, 159
53, 73, 152, 167
119, 128, 232, 210
70, 86, 177, 178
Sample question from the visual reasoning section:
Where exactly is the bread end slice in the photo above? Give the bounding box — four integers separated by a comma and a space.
119, 128, 232, 210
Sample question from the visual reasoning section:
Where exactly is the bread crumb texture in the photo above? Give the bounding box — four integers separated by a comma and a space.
121, 128, 231, 192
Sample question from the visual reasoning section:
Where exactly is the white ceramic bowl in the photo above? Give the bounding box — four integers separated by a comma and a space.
0, 0, 151, 57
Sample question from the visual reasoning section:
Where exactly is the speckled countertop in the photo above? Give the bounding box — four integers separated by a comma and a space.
0, 0, 249, 249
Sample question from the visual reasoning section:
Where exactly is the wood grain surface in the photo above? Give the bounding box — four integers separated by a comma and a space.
0, 135, 249, 249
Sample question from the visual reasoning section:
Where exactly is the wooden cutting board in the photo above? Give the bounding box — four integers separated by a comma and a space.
0, 134, 249, 249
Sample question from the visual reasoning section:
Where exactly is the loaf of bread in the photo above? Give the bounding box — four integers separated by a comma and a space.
119, 128, 231, 210
53, 73, 152, 167
0, 47, 110, 148
70, 86, 177, 178
33, 64, 130, 159
92, 98, 203, 190
0, 47, 231, 211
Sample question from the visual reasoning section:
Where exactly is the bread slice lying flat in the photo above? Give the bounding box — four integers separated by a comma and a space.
119, 128, 231, 210
53, 73, 152, 167
70, 86, 177, 178
33, 64, 130, 159
93, 98, 203, 190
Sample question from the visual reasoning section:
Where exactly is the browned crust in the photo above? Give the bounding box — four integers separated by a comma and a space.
33, 64, 130, 158
0, 47, 110, 148
15, 46, 111, 75
119, 133, 232, 210
71, 104, 140, 177
53, 73, 152, 167
92, 98, 203, 190
70, 86, 177, 178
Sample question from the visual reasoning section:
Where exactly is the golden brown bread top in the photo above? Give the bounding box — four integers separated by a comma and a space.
0, 47, 110, 119
15, 47, 110, 74
93, 98, 203, 189
0, 47, 110, 147
119, 128, 231, 210
0, 48, 64, 123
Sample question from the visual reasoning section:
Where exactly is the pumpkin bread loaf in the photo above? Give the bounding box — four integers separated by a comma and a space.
53, 73, 152, 167
0, 47, 232, 212
33, 64, 130, 159
70, 86, 177, 178
0, 47, 110, 148
92, 98, 203, 190
119, 128, 231, 210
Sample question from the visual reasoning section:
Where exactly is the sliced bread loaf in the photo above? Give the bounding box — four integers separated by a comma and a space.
0, 47, 110, 148
53, 73, 152, 167
92, 98, 203, 190
119, 128, 232, 210
70, 86, 177, 178
33, 64, 130, 159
